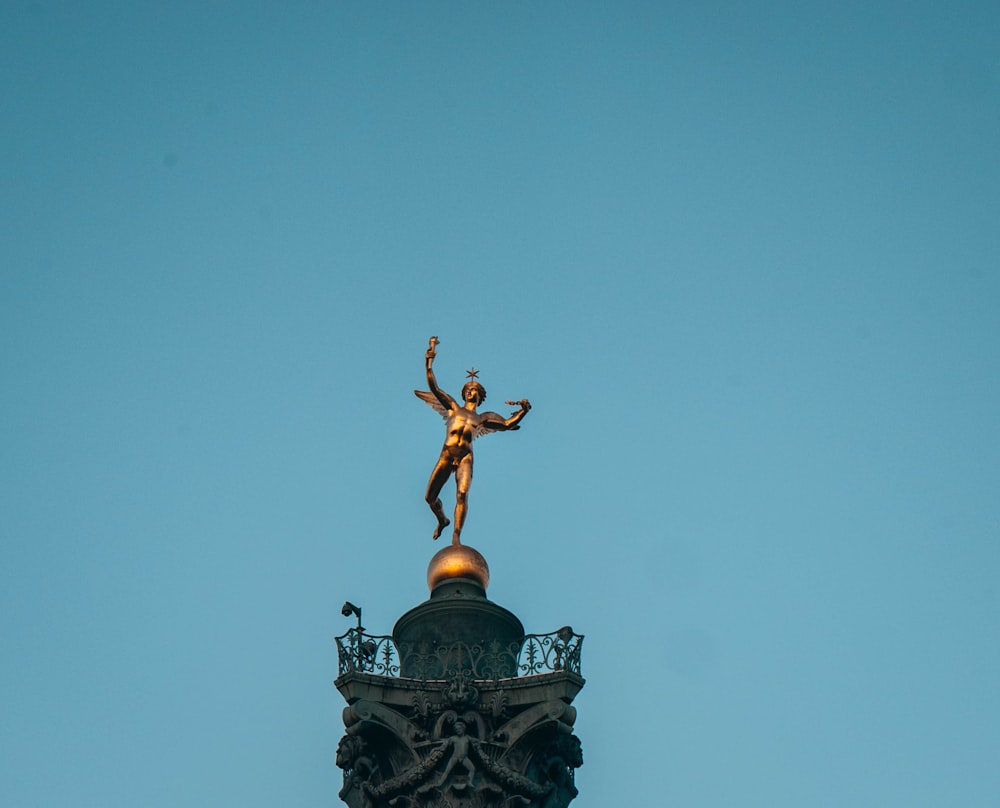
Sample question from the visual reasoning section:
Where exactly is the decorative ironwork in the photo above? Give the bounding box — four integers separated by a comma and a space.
335, 628, 400, 677
335, 627, 584, 680
519, 627, 583, 676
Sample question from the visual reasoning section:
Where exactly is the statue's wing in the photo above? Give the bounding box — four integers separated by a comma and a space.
414, 389, 450, 419
474, 412, 519, 439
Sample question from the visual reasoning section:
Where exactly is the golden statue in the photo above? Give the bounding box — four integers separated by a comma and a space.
415, 336, 531, 544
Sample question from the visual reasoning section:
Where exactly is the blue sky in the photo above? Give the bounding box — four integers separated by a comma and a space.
2, 2, 998, 806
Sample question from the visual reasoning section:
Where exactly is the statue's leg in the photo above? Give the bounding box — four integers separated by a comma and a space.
453, 455, 473, 544
425, 457, 453, 540
435, 760, 452, 787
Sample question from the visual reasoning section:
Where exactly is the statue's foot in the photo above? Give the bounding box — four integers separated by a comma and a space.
433, 517, 450, 541
451, 530, 462, 545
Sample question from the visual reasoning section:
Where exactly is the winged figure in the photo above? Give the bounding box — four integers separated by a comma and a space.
415, 336, 531, 544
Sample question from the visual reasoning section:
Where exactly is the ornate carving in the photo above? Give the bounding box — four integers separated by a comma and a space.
412, 690, 434, 721
336, 735, 379, 804
442, 673, 479, 708
486, 688, 508, 721
536, 734, 583, 808
337, 685, 583, 808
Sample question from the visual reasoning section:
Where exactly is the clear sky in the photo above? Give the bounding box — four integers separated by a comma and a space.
2, 2, 998, 806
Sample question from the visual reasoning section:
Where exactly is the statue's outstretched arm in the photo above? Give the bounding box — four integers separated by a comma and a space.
424, 336, 455, 411
502, 399, 531, 429
478, 400, 531, 434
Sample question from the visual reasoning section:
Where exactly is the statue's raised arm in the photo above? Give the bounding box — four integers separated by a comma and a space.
423, 336, 456, 413
413, 336, 531, 544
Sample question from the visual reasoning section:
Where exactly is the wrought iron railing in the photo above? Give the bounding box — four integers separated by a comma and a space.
336, 630, 401, 677
335, 627, 583, 680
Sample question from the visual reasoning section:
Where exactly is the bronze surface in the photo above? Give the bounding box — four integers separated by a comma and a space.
415, 335, 530, 544
426, 543, 490, 591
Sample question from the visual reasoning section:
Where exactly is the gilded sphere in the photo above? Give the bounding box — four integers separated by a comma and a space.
427, 543, 490, 592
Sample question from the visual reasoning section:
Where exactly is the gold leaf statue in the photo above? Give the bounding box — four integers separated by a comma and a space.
414, 336, 531, 544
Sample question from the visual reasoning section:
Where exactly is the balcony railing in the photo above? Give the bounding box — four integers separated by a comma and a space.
335, 627, 583, 681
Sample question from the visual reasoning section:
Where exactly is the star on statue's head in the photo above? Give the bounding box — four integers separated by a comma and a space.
465, 368, 480, 381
